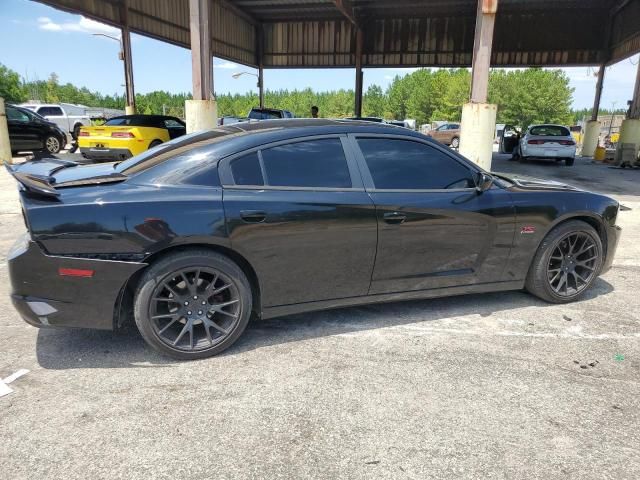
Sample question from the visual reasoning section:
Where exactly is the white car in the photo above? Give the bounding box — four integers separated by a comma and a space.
501, 124, 577, 166
19, 103, 91, 140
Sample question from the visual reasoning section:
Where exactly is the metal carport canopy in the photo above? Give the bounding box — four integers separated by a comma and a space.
34, 0, 640, 69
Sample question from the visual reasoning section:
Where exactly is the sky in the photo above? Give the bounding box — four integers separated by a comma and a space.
1, 0, 638, 110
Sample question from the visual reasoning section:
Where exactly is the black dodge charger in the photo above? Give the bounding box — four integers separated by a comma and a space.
7, 120, 621, 359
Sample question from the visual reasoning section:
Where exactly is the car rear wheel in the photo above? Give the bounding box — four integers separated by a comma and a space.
134, 250, 253, 360
565, 157, 575, 166
451, 137, 460, 149
149, 139, 163, 149
525, 220, 603, 303
44, 135, 62, 154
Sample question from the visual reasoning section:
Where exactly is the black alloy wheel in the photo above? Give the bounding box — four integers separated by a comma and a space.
150, 267, 241, 351
546, 232, 598, 297
526, 220, 603, 303
134, 251, 252, 359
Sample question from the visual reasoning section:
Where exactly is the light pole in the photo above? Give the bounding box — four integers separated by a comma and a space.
93, 33, 135, 113
232, 71, 264, 109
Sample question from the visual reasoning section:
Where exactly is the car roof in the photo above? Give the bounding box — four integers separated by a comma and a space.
528, 124, 568, 129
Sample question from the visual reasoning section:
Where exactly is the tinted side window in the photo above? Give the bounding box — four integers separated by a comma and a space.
7, 107, 29, 122
261, 139, 351, 188
38, 107, 63, 116
358, 138, 475, 190
231, 152, 264, 186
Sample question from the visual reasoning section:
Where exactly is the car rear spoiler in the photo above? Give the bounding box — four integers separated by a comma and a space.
4, 163, 60, 198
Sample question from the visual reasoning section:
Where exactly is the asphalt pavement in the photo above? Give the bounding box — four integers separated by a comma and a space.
1, 152, 639, 479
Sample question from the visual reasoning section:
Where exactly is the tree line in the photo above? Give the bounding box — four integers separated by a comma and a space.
0, 62, 622, 128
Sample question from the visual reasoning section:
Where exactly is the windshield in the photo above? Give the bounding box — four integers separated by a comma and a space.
115, 128, 241, 174
529, 125, 570, 136
248, 109, 282, 120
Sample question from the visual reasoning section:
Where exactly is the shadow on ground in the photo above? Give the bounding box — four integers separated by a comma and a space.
36, 277, 614, 370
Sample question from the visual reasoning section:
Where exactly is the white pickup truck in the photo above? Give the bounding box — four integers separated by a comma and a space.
19, 103, 92, 140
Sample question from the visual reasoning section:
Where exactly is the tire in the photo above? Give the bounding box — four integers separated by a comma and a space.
565, 157, 575, 166
134, 250, 253, 360
44, 135, 62, 154
72, 124, 81, 141
525, 220, 603, 304
451, 137, 460, 149
148, 139, 163, 150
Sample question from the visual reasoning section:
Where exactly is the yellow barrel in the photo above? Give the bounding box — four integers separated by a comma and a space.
594, 146, 606, 162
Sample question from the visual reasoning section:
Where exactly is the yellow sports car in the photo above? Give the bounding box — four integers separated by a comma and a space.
79, 114, 186, 161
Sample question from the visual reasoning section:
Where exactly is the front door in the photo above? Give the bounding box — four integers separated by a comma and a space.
500, 124, 520, 154
221, 135, 378, 307
349, 135, 516, 294
6, 107, 41, 151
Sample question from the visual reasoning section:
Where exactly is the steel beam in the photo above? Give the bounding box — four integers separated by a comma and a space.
333, 0, 358, 26
189, 0, 212, 100
469, 0, 498, 103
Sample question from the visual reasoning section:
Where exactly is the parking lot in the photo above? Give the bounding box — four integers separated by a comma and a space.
1, 153, 639, 479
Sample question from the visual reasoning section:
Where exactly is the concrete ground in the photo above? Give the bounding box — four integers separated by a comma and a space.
1, 152, 639, 480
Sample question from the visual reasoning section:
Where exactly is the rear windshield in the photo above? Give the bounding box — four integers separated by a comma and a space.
529, 125, 570, 136
115, 128, 243, 174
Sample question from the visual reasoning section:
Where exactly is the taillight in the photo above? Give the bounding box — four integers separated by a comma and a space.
78, 131, 89, 136
559, 140, 575, 146
528, 139, 544, 144
111, 131, 135, 138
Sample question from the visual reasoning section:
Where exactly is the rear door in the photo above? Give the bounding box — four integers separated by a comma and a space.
350, 134, 516, 294
220, 135, 378, 307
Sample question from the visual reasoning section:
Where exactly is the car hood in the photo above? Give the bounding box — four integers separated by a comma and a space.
492, 172, 582, 192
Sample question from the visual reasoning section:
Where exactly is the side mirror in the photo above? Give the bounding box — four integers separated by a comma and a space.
475, 172, 493, 193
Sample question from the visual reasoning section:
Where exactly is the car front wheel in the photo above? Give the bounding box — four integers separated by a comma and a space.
134, 250, 253, 360
451, 137, 460, 149
525, 220, 603, 303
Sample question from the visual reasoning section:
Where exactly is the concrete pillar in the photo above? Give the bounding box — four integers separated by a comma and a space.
185, 100, 217, 134
459, 103, 497, 171
186, 0, 217, 133
582, 120, 600, 157
125, 105, 135, 115
0, 98, 12, 165
613, 60, 640, 164
460, 0, 498, 170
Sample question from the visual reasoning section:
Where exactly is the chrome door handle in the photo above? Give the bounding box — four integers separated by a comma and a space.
240, 210, 267, 223
383, 212, 406, 224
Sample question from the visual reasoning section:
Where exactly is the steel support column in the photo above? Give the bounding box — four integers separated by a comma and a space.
120, 1, 135, 113
469, 0, 497, 103
186, 0, 216, 133
630, 61, 640, 120
257, 24, 265, 109
189, 0, 212, 101
460, 0, 498, 170
591, 65, 606, 121
354, 28, 363, 118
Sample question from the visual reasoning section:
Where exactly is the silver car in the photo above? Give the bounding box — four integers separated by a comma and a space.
502, 124, 577, 166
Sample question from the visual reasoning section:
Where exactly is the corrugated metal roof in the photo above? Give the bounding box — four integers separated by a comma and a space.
34, 0, 640, 68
